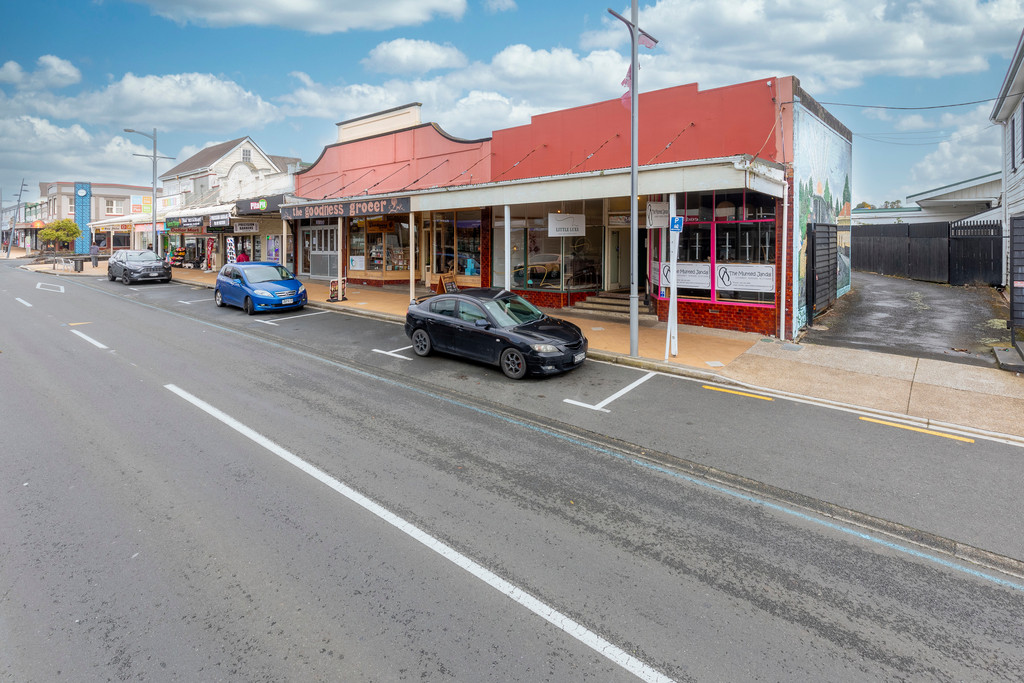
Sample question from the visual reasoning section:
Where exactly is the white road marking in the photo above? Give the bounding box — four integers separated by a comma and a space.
15, 298, 32, 307
36, 282, 64, 293
564, 371, 657, 413
256, 310, 329, 326
373, 345, 414, 360
164, 383, 673, 683
178, 298, 212, 304
71, 329, 108, 349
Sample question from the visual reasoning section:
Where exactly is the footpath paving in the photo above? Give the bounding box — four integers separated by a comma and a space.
11, 250, 1024, 575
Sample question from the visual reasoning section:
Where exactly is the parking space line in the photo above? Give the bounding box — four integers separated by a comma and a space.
256, 310, 329, 326
15, 298, 32, 307
178, 298, 211, 304
70, 329, 108, 349
373, 345, 414, 361
564, 371, 656, 412
36, 282, 64, 293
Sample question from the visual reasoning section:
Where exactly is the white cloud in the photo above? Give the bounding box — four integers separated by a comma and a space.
364, 39, 468, 74
0, 55, 80, 91
907, 105, 1001, 190
126, 0, 467, 33
484, 0, 516, 11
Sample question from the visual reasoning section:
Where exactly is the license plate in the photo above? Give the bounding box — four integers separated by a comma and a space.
282, 298, 294, 304
573, 352, 585, 364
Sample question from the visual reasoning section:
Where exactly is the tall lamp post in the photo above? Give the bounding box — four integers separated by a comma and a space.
124, 128, 170, 257
609, 2, 657, 357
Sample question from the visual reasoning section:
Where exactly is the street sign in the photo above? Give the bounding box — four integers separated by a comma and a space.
670, 216, 683, 232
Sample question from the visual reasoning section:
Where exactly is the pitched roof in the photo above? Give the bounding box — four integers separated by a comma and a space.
160, 137, 248, 179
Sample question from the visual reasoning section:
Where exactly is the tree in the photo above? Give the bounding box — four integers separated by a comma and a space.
38, 219, 82, 252
882, 199, 902, 209
855, 201, 875, 209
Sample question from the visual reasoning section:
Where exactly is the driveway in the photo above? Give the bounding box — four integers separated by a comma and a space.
800, 271, 1011, 367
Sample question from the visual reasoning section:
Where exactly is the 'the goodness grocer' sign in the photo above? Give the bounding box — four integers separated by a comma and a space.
281, 196, 410, 220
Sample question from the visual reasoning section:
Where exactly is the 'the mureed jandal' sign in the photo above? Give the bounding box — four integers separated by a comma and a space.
282, 197, 410, 220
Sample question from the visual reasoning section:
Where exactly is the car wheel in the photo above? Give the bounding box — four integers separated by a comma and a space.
244, 297, 256, 315
214, 289, 225, 307
122, 272, 131, 285
295, 304, 304, 311
107, 270, 115, 282
500, 348, 527, 379
411, 328, 432, 356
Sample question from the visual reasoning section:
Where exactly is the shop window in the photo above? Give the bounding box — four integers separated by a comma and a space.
456, 210, 481, 276
350, 220, 366, 270
434, 212, 455, 273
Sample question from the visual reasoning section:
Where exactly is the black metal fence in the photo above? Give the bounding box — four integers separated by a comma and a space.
852, 220, 1003, 286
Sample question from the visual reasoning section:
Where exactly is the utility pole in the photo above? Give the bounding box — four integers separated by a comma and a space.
609, 2, 657, 357
124, 128, 174, 257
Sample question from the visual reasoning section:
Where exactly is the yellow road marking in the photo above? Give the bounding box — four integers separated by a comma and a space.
68, 322, 91, 326
701, 385, 773, 401
859, 416, 974, 443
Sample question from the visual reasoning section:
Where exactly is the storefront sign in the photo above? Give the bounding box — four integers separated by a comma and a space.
233, 222, 259, 233
646, 201, 669, 229
209, 213, 231, 228
658, 262, 711, 289
171, 215, 206, 230
282, 196, 411, 220
547, 213, 585, 237
236, 195, 285, 214
715, 264, 775, 292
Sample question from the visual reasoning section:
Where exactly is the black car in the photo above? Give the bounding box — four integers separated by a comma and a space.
405, 287, 588, 379
107, 250, 172, 284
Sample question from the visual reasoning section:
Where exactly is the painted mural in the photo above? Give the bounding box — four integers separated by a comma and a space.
792, 106, 853, 334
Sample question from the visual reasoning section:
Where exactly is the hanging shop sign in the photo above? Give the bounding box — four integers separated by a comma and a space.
646, 201, 670, 229
233, 222, 259, 233
281, 196, 411, 220
547, 213, 586, 237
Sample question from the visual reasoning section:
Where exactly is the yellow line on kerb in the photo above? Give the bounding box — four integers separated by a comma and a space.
859, 416, 974, 443
701, 385, 773, 401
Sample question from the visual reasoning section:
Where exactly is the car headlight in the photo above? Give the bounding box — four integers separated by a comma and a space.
530, 343, 559, 353
253, 289, 272, 297
298, 284, 306, 294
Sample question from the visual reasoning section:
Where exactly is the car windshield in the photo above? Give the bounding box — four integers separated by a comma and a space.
126, 251, 160, 262
482, 294, 545, 327
243, 264, 293, 283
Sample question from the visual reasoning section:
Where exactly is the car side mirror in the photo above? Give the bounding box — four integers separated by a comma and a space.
474, 318, 491, 329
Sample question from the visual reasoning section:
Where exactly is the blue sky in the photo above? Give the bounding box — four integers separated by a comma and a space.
2, 0, 1023, 210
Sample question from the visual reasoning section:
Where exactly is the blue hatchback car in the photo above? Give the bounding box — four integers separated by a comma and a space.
214, 262, 307, 315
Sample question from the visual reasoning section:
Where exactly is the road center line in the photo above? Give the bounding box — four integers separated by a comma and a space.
564, 371, 656, 412
164, 383, 673, 683
70, 329, 108, 349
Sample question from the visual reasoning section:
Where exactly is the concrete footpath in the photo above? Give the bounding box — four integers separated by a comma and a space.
11, 250, 1024, 575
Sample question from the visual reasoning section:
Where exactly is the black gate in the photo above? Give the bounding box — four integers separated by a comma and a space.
1011, 216, 1024, 360
909, 222, 949, 283
806, 222, 837, 322
950, 221, 1003, 286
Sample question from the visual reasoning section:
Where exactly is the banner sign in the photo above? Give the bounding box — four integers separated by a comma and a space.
658, 262, 711, 289
547, 213, 586, 237
281, 196, 410, 220
715, 263, 776, 292
209, 213, 231, 227
233, 222, 259, 233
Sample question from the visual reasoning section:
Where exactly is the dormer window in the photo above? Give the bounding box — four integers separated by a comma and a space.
242, 148, 252, 164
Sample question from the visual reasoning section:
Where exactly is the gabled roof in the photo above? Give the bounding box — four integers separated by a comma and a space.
992, 28, 1024, 123
161, 137, 248, 179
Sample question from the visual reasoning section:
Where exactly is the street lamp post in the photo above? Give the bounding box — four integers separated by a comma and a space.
124, 128, 162, 256
609, 2, 657, 357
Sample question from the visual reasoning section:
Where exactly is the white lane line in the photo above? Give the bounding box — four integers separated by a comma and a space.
373, 345, 414, 361
178, 298, 212, 304
15, 298, 32, 307
564, 371, 657, 413
256, 310, 329, 326
164, 383, 672, 683
71, 329, 108, 349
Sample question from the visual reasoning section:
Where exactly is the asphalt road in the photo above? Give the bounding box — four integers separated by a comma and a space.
801, 270, 1011, 366
3, 264, 1024, 681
